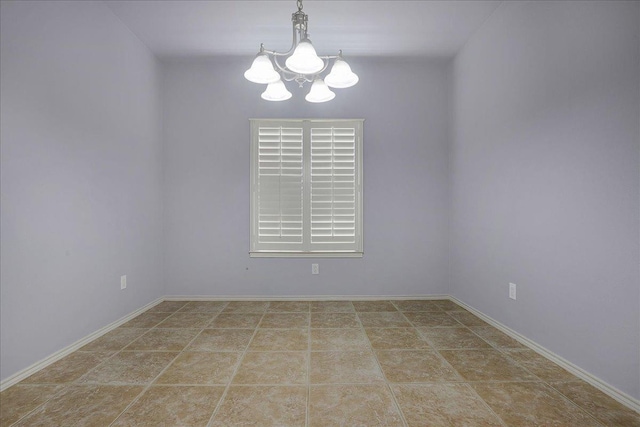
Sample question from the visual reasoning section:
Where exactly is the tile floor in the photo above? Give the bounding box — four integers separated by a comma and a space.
1, 300, 639, 426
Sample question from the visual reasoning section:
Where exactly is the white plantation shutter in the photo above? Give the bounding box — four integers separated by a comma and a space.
251, 119, 363, 257
310, 126, 357, 249
254, 124, 304, 251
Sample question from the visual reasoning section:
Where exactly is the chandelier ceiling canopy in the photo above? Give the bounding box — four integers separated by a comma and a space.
244, 0, 359, 103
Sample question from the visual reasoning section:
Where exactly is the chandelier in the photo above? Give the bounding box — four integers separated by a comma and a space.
244, 0, 359, 103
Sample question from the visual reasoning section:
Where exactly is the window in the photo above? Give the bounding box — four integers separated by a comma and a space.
250, 119, 363, 257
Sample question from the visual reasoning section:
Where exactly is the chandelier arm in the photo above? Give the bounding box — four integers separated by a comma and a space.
261, 52, 339, 60
297, 74, 316, 83
271, 55, 325, 80
261, 22, 298, 57
316, 60, 330, 76
272, 55, 291, 74
283, 74, 314, 84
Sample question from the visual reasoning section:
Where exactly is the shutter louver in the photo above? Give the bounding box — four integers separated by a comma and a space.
257, 126, 304, 246
310, 127, 357, 245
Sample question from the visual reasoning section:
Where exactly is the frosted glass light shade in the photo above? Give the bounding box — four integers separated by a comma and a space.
325, 58, 359, 88
305, 79, 335, 103
244, 53, 280, 84
285, 39, 324, 74
261, 80, 292, 101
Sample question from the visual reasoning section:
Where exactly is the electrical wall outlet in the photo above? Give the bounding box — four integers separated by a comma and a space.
312, 264, 319, 275
121, 275, 127, 290
509, 282, 516, 300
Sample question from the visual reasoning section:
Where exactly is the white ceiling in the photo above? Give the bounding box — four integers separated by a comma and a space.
105, 0, 501, 58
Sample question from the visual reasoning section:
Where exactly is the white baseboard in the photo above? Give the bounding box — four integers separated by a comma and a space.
449, 296, 640, 414
163, 294, 451, 301
0, 297, 164, 392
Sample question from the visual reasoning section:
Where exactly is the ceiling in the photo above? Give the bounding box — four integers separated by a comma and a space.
105, 0, 501, 59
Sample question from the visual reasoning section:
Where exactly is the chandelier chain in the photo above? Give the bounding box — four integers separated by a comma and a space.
297, 0, 303, 11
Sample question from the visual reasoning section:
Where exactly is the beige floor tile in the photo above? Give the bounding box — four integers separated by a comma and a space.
376, 350, 460, 383
0, 384, 63, 426
311, 328, 369, 351
472, 381, 602, 426
403, 311, 461, 327
310, 301, 355, 313
352, 301, 398, 312
80, 328, 148, 352
310, 312, 360, 328
210, 385, 306, 427
78, 351, 177, 384
392, 383, 503, 427
310, 351, 384, 384
121, 312, 171, 328
249, 328, 308, 351
157, 312, 216, 329
221, 301, 270, 313
469, 326, 526, 348
309, 384, 403, 427
358, 312, 412, 328
391, 300, 443, 312
146, 301, 188, 313
268, 301, 310, 312
208, 313, 263, 329
112, 385, 224, 427
431, 300, 462, 311
155, 352, 241, 385
550, 380, 640, 427
440, 349, 536, 382
177, 301, 227, 313
419, 327, 492, 349
125, 328, 200, 352
233, 352, 307, 384
259, 313, 309, 328
504, 349, 577, 381
187, 329, 254, 352
366, 328, 431, 350
5, 299, 627, 427
12, 384, 142, 427
446, 311, 488, 327
23, 351, 112, 384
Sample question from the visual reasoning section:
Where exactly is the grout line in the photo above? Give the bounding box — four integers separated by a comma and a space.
449, 296, 640, 413
204, 310, 267, 427
487, 343, 607, 427
1, 298, 166, 393
399, 311, 465, 380
461, 382, 510, 427
6, 383, 69, 427
355, 306, 409, 427
107, 311, 214, 427
544, 383, 608, 427
399, 307, 509, 426
100, 304, 229, 424
427, 314, 602, 427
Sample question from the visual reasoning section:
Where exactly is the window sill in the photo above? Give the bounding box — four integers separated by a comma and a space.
250, 252, 363, 258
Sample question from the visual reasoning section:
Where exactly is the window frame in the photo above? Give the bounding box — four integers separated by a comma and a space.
250, 118, 364, 258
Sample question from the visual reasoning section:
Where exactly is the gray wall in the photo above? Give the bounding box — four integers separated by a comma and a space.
0, 1, 164, 381
450, 1, 640, 398
161, 57, 451, 297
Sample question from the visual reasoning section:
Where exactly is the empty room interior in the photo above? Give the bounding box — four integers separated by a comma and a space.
1, 0, 639, 426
